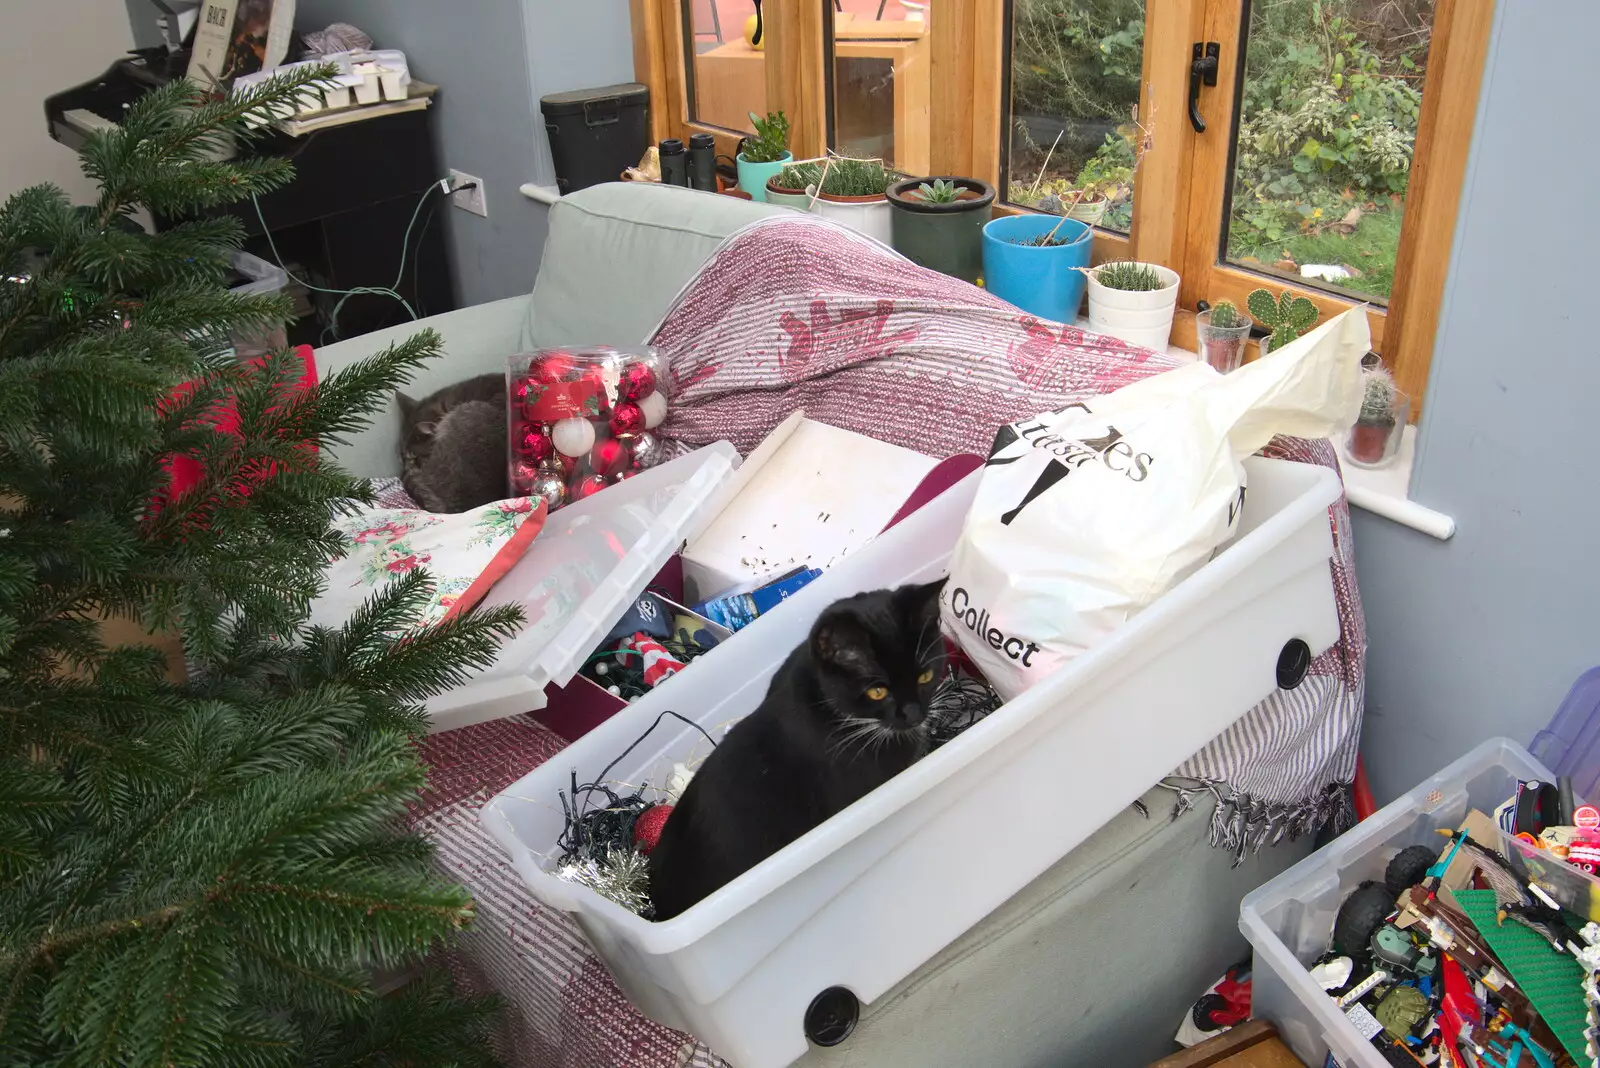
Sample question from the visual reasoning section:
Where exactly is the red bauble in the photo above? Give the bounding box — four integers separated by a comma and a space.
514, 424, 554, 463
511, 458, 540, 491
589, 437, 632, 478
511, 375, 540, 405
610, 401, 645, 436
569, 473, 609, 501
632, 804, 674, 855
532, 351, 576, 383
619, 361, 657, 402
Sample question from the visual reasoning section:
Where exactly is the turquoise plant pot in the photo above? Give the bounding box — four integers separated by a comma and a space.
736, 151, 792, 203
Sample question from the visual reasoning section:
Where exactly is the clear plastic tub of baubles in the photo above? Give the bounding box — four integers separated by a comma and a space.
507, 346, 671, 512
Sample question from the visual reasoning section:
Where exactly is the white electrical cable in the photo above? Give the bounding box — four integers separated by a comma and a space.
249, 176, 455, 341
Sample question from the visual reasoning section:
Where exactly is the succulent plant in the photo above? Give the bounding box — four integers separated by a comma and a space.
915, 178, 962, 204
1095, 261, 1166, 292
1247, 287, 1320, 350
1208, 300, 1240, 329
742, 110, 791, 164
1359, 366, 1398, 423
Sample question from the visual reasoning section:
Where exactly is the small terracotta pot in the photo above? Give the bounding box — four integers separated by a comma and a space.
1348, 420, 1395, 465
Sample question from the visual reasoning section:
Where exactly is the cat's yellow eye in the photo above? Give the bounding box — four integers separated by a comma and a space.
917, 669, 935, 684
866, 686, 889, 701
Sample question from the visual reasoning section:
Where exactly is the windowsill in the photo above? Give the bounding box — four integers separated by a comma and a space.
519, 183, 561, 205
1330, 425, 1455, 540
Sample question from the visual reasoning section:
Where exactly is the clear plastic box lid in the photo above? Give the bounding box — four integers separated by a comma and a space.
429, 442, 738, 731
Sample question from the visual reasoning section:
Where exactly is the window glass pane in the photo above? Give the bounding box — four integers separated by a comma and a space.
1005, 0, 1145, 233
687, 0, 770, 133
828, 1, 932, 173
1225, 1, 1434, 302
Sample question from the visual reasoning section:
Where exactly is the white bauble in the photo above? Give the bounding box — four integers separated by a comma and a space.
638, 390, 669, 429
552, 417, 596, 457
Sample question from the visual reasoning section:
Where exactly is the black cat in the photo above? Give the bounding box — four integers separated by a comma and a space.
648, 581, 947, 921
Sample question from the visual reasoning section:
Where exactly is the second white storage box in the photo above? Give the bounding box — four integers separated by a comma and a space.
484, 455, 1344, 1068
1241, 738, 1552, 1068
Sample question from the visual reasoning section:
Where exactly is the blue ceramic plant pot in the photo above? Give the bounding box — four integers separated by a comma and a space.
981, 215, 1094, 321
736, 151, 793, 202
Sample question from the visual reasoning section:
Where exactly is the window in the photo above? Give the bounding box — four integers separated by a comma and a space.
827, 6, 932, 172
682, 0, 772, 134
629, 0, 1491, 415
1005, 0, 1145, 235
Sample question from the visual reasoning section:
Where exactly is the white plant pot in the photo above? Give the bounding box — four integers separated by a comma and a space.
1087, 262, 1180, 351
810, 195, 893, 245
323, 85, 352, 110
354, 72, 382, 105
295, 87, 325, 115
379, 69, 407, 102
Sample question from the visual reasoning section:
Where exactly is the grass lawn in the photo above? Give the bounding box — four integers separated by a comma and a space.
1227, 206, 1403, 301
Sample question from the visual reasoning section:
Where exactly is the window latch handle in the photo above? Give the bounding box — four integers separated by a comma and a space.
1189, 42, 1221, 133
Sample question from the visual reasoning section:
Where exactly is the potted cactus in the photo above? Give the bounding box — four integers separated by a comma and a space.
1086, 260, 1181, 351
886, 175, 996, 283
1197, 300, 1253, 373
736, 110, 792, 202
1346, 365, 1408, 466
1248, 288, 1320, 355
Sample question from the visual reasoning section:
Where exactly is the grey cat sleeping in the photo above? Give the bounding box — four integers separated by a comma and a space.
397, 373, 508, 513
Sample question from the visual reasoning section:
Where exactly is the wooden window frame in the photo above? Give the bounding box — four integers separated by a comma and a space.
629, 0, 829, 166
629, 0, 1492, 418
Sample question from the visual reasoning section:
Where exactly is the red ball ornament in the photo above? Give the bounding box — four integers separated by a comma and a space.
511, 375, 540, 405
514, 424, 554, 463
619, 361, 657, 402
632, 804, 674, 854
610, 401, 645, 436
511, 458, 540, 491
570, 473, 608, 501
590, 437, 632, 478
532, 351, 576, 383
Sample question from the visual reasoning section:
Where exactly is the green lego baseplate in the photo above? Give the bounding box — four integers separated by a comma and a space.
1455, 889, 1589, 1063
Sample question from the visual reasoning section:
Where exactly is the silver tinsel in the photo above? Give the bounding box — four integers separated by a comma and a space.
556, 847, 652, 915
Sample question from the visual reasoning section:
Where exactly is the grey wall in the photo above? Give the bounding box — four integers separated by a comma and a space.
292, 0, 543, 305
520, 1, 637, 187
2, 0, 137, 202
1354, 0, 1600, 803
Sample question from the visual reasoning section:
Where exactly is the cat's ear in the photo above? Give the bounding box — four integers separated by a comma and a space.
396, 392, 417, 418
811, 608, 874, 672
901, 578, 946, 616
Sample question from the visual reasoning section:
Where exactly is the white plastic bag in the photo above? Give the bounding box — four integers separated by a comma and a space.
942, 308, 1370, 699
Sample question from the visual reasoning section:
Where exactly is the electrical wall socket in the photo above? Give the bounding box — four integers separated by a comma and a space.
449, 170, 488, 218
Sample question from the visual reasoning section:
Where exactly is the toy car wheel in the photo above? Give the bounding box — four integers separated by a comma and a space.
1191, 992, 1232, 1032
804, 987, 859, 1047
1276, 639, 1311, 690
1332, 882, 1395, 959
1385, 844, 1439, 896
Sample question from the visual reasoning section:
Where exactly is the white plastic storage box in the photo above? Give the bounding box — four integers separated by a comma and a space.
483, 455, 1344, 1068
227, 249, 290, 358
426, 444, 740, 733
1241, 738, 1552, 1068
679, 411, 939, 603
